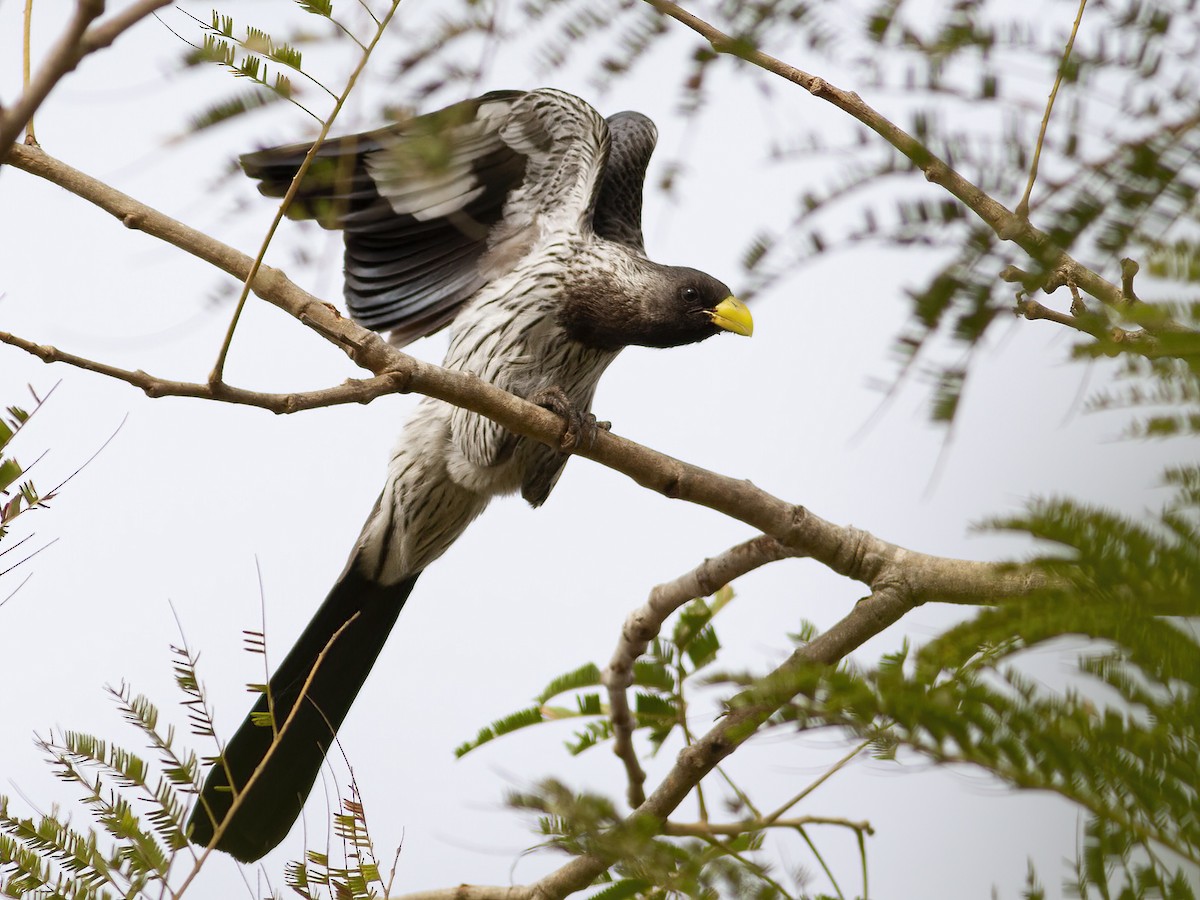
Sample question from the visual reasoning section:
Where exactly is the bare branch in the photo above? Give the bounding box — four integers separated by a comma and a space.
1120, 257, 1140, 304
603, 536, 790, 807
0, 330, 408, 414
1013, 295, 1103, 335
0, 0, 175, 160
1016, 0, 1089, 218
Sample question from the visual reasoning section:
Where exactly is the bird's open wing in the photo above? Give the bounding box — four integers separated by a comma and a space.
591, 111, 658, 255
240, 89, 613, 347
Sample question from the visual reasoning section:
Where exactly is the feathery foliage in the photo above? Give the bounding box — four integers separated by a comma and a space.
0, 389, 50, 548
285, 790, 389, 900
457, 588, 736, 759
0, 684, 194, 899
508, 780, 800, 899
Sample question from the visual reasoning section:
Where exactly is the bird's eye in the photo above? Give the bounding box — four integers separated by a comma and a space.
681, 286, 701, 303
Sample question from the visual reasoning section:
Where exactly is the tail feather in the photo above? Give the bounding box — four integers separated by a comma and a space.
187, 567, 420, 862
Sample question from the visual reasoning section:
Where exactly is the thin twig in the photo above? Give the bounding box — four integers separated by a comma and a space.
209, 0, 405, 384
0, 0, 176, 161
0, 537, 58, 580
663, 816, 874, 838
796, 825, 845, 900
0, 329, 409, 414
1016, 0, 1089, 218
22, 0, 37, 144
1, 0, 104, 156
761, 739, 872, 826
0, 571, 35, 610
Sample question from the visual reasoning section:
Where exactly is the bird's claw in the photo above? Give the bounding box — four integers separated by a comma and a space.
532, 387, 609, 453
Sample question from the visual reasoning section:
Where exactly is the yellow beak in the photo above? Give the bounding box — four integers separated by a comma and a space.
710, 296, 753, 337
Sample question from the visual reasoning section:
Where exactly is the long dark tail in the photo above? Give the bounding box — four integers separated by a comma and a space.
187, 567, 420, 862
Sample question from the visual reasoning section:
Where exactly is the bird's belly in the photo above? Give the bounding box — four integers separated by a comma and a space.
443, 432, 525, 495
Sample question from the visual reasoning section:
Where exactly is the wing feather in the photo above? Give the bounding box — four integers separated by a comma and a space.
592, 111, 658, 254
240, 88, 617, 345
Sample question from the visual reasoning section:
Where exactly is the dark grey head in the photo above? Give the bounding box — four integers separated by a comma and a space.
559, 262, 753, 351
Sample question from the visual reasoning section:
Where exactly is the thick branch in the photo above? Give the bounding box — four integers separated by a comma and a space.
0, 0, 174, 160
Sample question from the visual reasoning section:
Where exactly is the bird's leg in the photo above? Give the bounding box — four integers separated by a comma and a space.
531, 386, 611, 453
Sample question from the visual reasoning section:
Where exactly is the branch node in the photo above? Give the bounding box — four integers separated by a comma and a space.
661, 465, 684, 499
1068, 281, 1088, 317
995, 217, 1023, 241
783, 504, 812, 555
999, 264, 1043, 292
1041, 264, 1072, 293
386, 369, 413, 395
1120, 257, 1140, 305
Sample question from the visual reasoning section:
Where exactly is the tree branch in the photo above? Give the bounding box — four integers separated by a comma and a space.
0, 330, 410, 413
640, 0, 1128, 313
602, 536, 790, 807
518, 585, 916, 900
0, 0, 175, 161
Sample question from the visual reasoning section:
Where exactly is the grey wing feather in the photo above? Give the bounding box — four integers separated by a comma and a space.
483, 89, 612, 256
591, 111, 658, 254
240, 91, 528, 346
240, 89, 616, 347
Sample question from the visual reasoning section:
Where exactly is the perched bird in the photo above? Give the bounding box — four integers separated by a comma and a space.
187, 88, 753, 861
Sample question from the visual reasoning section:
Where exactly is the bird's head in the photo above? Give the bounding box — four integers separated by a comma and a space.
560, 262, 753, 351
668, 268, 754, 345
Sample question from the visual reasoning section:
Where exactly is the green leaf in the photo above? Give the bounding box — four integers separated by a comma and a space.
0, 458, 23, 493
455, 705, 545, 757
684, 624, 721, 671
535, 662, 602, 704
632, 659, 673, 692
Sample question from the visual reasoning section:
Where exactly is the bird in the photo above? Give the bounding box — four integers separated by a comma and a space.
186, 88, 753, 862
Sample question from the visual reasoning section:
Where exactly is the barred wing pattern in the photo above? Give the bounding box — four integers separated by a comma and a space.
240, 89, 657, 346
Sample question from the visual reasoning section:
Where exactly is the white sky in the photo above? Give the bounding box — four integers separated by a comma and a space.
2, 2, 1194, 898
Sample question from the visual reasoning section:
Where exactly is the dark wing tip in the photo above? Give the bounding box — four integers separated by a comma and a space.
591, 110, 658, 252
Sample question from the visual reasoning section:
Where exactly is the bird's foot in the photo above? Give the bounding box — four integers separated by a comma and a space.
531, 387, 610, 453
